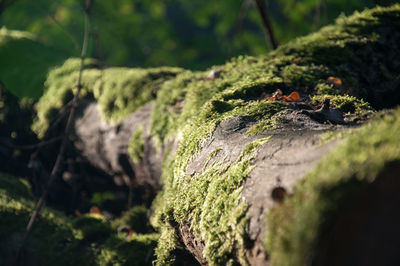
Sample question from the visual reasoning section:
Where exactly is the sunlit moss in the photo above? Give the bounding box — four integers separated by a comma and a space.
265, 107, 400, 266
33, 58, 183, 138
245, 110, 288, 136
128, 126, 145, 164
311, 94, 373, 114
202, 147, 222, 171
153, 137, 270, 265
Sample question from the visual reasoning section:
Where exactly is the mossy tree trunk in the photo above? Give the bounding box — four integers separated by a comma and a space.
15, 4, 400, 266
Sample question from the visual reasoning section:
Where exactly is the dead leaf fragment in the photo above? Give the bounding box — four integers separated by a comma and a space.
90, 206, 103, 216
288, 91, 300, 101
265, 89, 301, 103
327, 76, 342, 88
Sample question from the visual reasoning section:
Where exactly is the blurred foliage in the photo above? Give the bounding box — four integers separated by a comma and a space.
0, 27, 66, 99
0, 0, 397, 99
1, 0, 395, 72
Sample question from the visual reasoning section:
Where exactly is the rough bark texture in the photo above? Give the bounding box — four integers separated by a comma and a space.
72, 100, 162, 198
177, 111, 347, 265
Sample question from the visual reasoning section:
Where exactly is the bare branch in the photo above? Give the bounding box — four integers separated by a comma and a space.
13, 2, 92, 265
253, 0, 278, 50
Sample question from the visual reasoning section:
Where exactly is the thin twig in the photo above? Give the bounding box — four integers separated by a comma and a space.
13, 1, 92, 265
253, 0, 278, 50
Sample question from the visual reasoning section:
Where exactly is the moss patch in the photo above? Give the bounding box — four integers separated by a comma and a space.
311, 94, 373, 115
128, 126, 145, 164
95, 233, 158, 266
153, 137, 270, 265
265, 107, 400, 266
0, 172, 159, 265
202, 147, 223, 171
33, 58, 183, 138
0, 172, 91, 266
246, 110, 288, 136
112, 205, 152, 234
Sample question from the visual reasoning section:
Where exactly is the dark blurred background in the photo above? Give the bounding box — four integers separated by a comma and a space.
0, 0, 397, 99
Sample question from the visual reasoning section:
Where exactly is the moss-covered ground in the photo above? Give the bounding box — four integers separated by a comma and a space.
0, 172, 158, 265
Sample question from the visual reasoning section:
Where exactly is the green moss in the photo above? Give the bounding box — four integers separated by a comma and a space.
311, 94, 374, 114
153, 137, 270, 265
0, 172, 159, 265
33, 58, 183, 138
149, 57, 287, 147
246, 110, 288, 136
318, 129, 353, 144
0, 173, 93, 266
73, 214, 112, 243
90, 191, 115, 207
151, 4, 400, 265
315, 83, 340, 95
112, 205, 152, 234
0, 173, 33, 200
202, 147, 222, 170
19, 4, 400, 264
128, 126, 145, 164
150, 3, 400, 148
265, 107, 400, 266
95, 233, 159, 266
280, 64, 328, 88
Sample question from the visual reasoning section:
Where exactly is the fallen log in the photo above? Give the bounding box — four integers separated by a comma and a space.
30, 4, 400, 265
